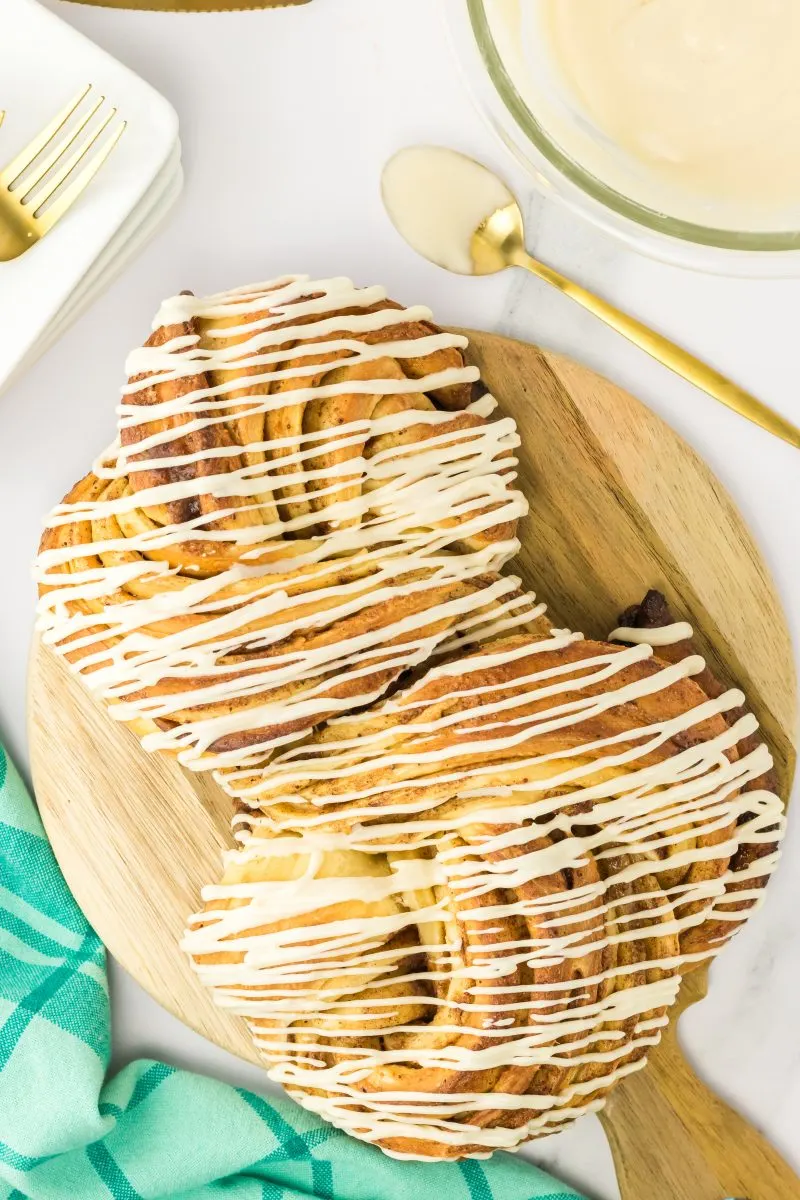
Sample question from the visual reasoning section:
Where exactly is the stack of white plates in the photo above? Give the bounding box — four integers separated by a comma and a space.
0, 0, 182, 392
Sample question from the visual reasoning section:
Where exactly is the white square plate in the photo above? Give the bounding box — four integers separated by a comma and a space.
0, 0, 180, 389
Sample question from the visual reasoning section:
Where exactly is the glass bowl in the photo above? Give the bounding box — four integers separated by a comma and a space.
446, 0, 800, 276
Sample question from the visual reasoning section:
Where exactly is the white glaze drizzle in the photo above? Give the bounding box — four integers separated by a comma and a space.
35, 276, 528, 775
184, 609, 783, 1156
609, 621, 693, 647
32, 274, 783, 1156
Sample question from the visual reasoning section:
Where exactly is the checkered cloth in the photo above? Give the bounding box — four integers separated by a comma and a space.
0, 743, 583, 1200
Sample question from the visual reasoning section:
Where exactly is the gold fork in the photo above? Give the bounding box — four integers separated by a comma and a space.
0, 86, 125, 263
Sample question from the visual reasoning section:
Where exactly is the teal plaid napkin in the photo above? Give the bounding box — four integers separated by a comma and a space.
0, 743, 583, 1200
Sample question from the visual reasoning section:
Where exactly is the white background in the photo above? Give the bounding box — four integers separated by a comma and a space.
1, 2, 798, 1196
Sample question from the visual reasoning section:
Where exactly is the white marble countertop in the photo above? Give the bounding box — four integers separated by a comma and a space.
2, 3, 798, 1197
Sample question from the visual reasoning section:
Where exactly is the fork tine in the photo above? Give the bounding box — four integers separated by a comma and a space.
0, 85, 92, 189
31, 106, 118, 213
20, 94, 105, 203
35, 121, 125, 234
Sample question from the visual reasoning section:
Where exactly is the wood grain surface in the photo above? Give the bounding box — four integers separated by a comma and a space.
29, 331, 798, 1198
600, 969, 800, 1200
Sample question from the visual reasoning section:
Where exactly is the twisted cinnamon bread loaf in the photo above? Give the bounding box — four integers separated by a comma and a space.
33, 274, 783, 1161
184, 593, 783, 1159
36, 277, 527, 771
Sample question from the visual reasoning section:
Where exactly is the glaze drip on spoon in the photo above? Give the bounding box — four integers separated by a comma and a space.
382, 147, 515, 275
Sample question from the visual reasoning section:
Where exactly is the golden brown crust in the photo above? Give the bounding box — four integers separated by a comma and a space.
614, 590, 781, 959
193, 823, 679, 1159
242, 631, 736, 834
190, 591, 782, 1159
37, 289, 521, 763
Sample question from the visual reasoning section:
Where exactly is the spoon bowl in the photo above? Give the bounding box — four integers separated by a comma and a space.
381, 145, 515, 276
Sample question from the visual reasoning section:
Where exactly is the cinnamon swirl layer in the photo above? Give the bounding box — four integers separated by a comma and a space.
185, 597, 783, 1159
35, 277, 527, 769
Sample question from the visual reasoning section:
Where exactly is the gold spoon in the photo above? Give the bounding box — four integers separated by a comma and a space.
382, 146, 800, 450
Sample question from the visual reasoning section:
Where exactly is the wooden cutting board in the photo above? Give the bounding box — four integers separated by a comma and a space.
29, 331, 798, 1200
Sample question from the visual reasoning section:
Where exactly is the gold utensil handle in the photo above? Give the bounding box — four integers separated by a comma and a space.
599, 972, 800, 1200
513, 249, 800, 450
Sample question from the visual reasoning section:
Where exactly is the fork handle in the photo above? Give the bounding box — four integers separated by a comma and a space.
599, 1007, 800, 1200
511, 248, 800, 450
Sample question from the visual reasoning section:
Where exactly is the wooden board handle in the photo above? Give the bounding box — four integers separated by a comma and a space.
599, 972, 800, 1200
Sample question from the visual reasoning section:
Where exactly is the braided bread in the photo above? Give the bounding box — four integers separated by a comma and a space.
35, 277, 527, 772
184, 593, 783, 1159
33, 274, 783, 1161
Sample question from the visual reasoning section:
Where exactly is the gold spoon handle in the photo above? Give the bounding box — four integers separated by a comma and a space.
512, 248, 800, 450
